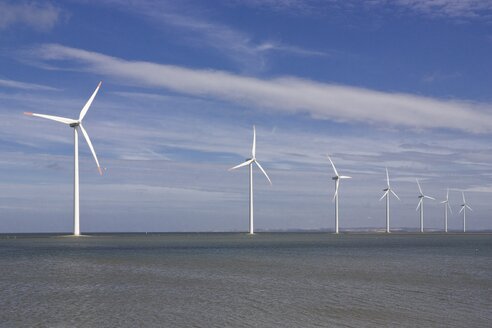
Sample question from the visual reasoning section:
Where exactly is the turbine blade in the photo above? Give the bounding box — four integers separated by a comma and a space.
380, 190, 389, 201
333, 179, 340, 201
416, 179, 423, 195
424, 195, 435, 200
24, 112, 76, 125
386, 168, 390, 188
254, 160, 272, 185
391, 189, 400, 200
252, 125, 256, 158
462, 192, 466, 204
340, 175, 352, 179
79, 124, 102, 175
416, 199, 422, 211
327, 155, 339, 177
447, 203, 453, 214
79, 81, 102, 121
446, 188, 449, 201
466, 205, 473, 211
459, 206, 464, 214
229, 159, 254, 171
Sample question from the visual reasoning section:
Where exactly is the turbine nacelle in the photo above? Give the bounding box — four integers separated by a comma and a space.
415, 179, 435, 201
379, 169, 400, 202
332, 176, 352, 181
440, 189, 453, 213
24, 81, 103, 176
415, 179, 436, 213
229, 126, 272, 185
327, 155, 351, 201
459, 192, 472, 213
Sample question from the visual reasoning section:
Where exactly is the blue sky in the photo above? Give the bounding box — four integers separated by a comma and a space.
1, 0, 492, 233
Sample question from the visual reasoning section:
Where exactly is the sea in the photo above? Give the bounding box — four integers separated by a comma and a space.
0, 233, 490, 328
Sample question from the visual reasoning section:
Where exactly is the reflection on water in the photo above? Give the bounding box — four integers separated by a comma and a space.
0, 233, 491, 327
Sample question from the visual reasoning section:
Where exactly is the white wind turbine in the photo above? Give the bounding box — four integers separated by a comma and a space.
328, 156, 351, 234
229, 126, 272, 235
440, 189, 452, 233
24, 82, 103, 236
416, 179, 435, 233
459, 192, 472, 233
379, 168, 400, 233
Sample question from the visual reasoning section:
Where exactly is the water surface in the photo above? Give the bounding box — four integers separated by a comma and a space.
0, 233, 490, 327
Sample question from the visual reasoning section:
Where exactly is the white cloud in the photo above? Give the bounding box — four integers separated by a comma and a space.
228, 0, 320, 15
464, 184, 492, 193
421, 71, 462, 83
388, 0, 492, 19
0, 1, 62, 31
32, 44, 492, 133
256, 42, 327, 57
234, 0, 492, 20
92, 0, 325, 70
0, 78, 58, 91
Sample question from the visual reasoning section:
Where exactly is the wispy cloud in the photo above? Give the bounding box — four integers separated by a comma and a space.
0, 1, 62, 31
0, 78, 58, 91
30, 44, 492, 133
421, 71, 462, 83
387, 0, 492, 19
92, 0, 326, 70
255, 42, 327, 57
235, 0, 492, 20
227, 0, 321, 15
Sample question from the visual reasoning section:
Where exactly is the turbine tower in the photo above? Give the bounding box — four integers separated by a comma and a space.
379, 168, 400, 233
440, 189, 452, 233
229, 126, 272, 235
328, 156, 351, 234
24, 82, 103, 236
416, 179, 435, 233
459, 192, 472, 233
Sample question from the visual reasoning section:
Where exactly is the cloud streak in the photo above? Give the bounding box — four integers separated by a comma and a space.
0, 1, 62, 31
0, 78, 58, 91
94, 0, 325, 70
235, 0, 492, 20
32, 44, 492, 133
387, 0, 492, 19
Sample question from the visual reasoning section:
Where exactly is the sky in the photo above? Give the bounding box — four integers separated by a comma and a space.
1, 0, 492, 233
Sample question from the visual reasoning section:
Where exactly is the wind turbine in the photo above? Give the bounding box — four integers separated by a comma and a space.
379, 168, 400, 233
440, 189, 452, 233
328, 156, 351, 234
416, 179, 435, 233
459, 192, 472, 233
229, 126, 272, 235
24, 82, 103, 236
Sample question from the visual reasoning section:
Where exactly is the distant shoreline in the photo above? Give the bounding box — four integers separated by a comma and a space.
1, 230, 491, 239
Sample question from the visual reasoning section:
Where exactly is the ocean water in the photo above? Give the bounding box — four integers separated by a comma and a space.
0, 233, 490, 328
